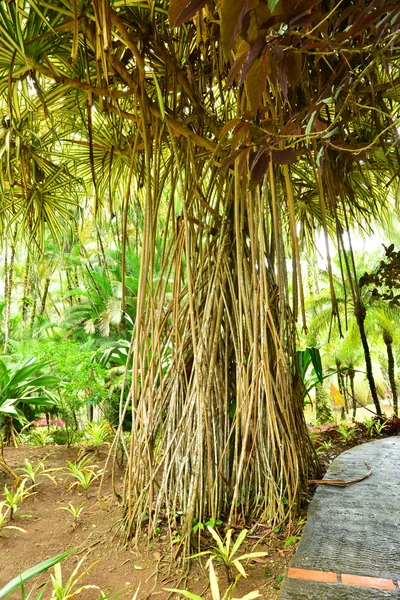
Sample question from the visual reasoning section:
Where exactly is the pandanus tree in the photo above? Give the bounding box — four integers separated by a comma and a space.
1, 0, 400, 549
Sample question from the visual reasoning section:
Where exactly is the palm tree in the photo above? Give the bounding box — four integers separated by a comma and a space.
367, 305, 399, 416
0, 0, 399, 548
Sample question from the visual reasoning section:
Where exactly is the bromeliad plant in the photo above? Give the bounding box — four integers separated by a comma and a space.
336, 424, 359, 443
57, 504, 85, 530
84, 421, 113, 456
65, 457, 102, 495
167, 556, 261, 600
16, 458, 59, 489
0, 500, 26, 537
3, 480, 34, 520
49, 555, 102, 600
189, 527, 267, 584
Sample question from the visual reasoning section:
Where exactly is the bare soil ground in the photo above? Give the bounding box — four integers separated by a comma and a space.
0, 445, 296, 600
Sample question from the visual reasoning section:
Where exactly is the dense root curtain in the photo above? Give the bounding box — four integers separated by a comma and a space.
117, 137, 317, 546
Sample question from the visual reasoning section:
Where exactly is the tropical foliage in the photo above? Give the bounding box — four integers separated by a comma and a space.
0, 0, 400, 553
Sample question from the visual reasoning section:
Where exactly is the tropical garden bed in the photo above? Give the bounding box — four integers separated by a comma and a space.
0, 443, 298, 600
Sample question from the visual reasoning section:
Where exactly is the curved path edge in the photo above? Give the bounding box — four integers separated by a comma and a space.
280, 437, 400, 599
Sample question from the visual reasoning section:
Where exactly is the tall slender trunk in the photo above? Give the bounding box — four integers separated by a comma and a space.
383, 331, 398, 416
336, 359, 347, 420
3, 239, 16, 355
315, 383, 334, 424
355, 301, 382, 416
40, 277, 51, 316
349, 368, 357, 419
30, 273, 39, 337
21, 253, 31, 337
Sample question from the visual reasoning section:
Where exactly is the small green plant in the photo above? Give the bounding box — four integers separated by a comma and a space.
28, 428, 54, 446
49, 555, 101, 599
189, 527, 267, 583
363, 416, 376, 436
16, 458, 59, 488
336, 424, 358, 443
284, 535, 301, 547
84, 421, 112, 456
0, 550, 71, 598
65, 457, 101, 494
3, 481, 34, 520
0, 500, 26, 537
316, 440, 332, 452
57, 504, 84, 530
193, 517, 223, 534
166, 557, 261, 600
374, 419, 387, 435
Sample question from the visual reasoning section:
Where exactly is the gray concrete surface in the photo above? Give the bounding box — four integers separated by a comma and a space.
280, 437, 400, 598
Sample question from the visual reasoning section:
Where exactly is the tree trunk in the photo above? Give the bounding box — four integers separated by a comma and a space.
121, 158, 320, 548
29, 271, 39, 336
349, 368, 357, 419
21, 253, 31, 337
384, 331, 398, 416
336, 359, 347, 420
40, 277, 51, 316
315, 383, 334, 424
3, 240, 16, 355
355, 300, 382, 416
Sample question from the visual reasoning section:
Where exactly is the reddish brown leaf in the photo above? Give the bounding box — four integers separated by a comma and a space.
285, 50, 302, 87
238, 146, 251, 173
278, 59, 288, 99
343, 6, 389, 40
243, 2, 271, 45
221, 0, 250, 54
227, 50, 248, 87
240, 38, 266, 84
169, 0, 208, 26
249, 149, 270, 189
221, 117, 242, 137
231, 122, 252, 150
245, 47, 271, 112
272, 148, 297, 164
290, 0, 322, 25
312, 118, 325, 132
303, 40, 329, 51
220, 147, 249, 171
168, 0, 187, 24
334, 4, 357, 28
282, 121, 301, 135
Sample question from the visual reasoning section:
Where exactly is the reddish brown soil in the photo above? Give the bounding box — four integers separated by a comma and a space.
0, 445, 295, 600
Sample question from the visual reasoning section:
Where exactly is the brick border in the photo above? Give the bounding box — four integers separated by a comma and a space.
288, 567, 396, 591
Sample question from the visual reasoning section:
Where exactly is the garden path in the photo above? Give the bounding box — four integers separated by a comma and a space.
280, 437, 400, 599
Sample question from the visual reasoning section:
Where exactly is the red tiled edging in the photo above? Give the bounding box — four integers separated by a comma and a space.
288, 567, 396, 591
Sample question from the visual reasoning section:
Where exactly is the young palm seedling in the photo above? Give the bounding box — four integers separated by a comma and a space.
49, 554, 102, 599
29, 428, 53, 446
57, 504, 85, 530
363, 416, 387, 437
83, 421, 112, 456
0, 500, 27, 536
316, 440, 332, 452
336, 424, 358, 443
3, 480, 34, 520
189, 527, 267, 583
16, 457, 59, 488
65, 457, 102, 495
166, 557, 261, 600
